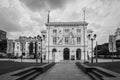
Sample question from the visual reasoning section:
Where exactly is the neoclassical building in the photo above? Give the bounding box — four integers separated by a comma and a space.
45, 22, 88, 62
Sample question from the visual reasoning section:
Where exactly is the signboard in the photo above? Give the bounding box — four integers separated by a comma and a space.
109, 35, 117, 52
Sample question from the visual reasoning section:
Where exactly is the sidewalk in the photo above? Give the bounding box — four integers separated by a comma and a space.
35, 61, 91, 80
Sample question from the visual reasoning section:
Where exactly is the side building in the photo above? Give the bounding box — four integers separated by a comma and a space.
14, 39, 22, 58
7, 35, 47, 59
0, 30, 7, 55
0, 30, 6, 41
7, 39, 14, 55
115, 28, 120, 40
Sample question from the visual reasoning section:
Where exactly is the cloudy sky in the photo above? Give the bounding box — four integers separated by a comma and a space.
0, 0, 120, 44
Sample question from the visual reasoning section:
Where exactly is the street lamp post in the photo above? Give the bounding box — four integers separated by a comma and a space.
87, 34, 96, 63
40, 38, 42, 63
12, 41, 15, 61
37, 35, 45, 64
37, 36, 42, 63
95, 41, 98, 63
83, 8, 86, 62
35, 41, 38, 63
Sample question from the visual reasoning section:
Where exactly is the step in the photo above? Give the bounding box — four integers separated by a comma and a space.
16, 69, 37, 80
12, 67, 34, 76
94, 67, 116, 77
75, 62, 93, 73
88, 72, 102, 80
24, 72, 41, 80
92, 70, 106, 78
36, 63, 55, 72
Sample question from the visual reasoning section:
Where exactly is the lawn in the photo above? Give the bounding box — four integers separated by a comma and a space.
0, 61, 44, 75
86, 62, 120, 74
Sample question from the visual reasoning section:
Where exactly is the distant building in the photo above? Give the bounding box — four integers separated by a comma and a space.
7, 39, 14, 54
0, 30, 6, 41
6, 32, 46, 58
24, 41, 30, 58
14, 39, 21, 57
8, 35, 46, 58
115, 28, 120, 40
0, 30, 7, 53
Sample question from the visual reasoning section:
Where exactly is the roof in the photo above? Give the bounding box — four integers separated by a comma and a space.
45, 21, 88, 26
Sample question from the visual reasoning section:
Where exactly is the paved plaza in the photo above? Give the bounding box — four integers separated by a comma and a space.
1, 58, 120, 63
35, 61, 91, 80
0, 59, 120, 80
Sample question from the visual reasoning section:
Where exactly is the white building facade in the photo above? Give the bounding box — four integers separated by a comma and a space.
7, 35, 46, 59
115, 28, 120, 40
7, 39, 14, 54
45, 22, 88, 62
14, 39, 22, 57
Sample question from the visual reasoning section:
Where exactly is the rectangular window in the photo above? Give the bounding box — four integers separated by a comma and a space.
77, 29, 81, 33
17, 43, 19, 45
53, 29, 57, 33
53, 37, 57, 44
77, 37, 81, 44
65, 29, 69, 33
39, 46, 41, 49
17, 46, 19, 49
65, 37, 69, 44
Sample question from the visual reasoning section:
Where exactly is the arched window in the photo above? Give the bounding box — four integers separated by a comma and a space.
52, 48, 57, 52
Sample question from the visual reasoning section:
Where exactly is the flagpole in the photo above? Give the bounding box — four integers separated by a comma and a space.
47, 11, 50, 63
83, 8, 86, 62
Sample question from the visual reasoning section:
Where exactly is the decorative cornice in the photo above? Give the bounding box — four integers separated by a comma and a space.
46, 45, 88, 47
45, 21, 88, 27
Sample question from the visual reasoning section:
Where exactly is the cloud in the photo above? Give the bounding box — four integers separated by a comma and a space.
0, 4, 22, 32
20, 0, 70, 11
0, 0, 120, 45
0, 0, 46, 39
88, 23, 102, 30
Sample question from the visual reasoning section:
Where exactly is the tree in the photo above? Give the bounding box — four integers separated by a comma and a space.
94, 43, 109, 58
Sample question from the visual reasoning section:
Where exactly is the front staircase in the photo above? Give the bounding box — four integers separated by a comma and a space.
12, 63, 55, 80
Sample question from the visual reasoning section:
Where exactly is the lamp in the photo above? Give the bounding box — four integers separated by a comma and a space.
87, 34, 97, 63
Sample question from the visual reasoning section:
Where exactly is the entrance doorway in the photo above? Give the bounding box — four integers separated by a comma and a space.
63, 48, 70, 60
52, 48, 57, 61
76, 49, 81, 60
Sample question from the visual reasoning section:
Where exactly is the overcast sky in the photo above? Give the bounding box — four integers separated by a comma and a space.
0, 0, 120, 44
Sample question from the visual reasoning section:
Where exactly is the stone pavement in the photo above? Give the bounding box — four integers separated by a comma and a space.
1, 58, 120, 63
35, 61, 91, 80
